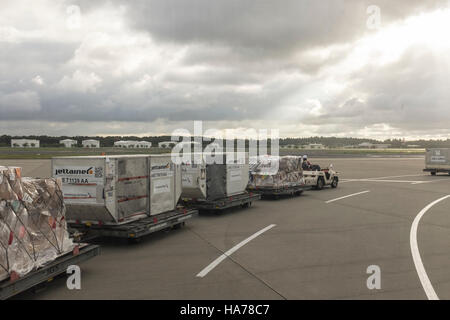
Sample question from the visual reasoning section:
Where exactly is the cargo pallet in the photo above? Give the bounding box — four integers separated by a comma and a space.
0, 244, 100, 300
68, 208, 198, 242
182, 192, 261, 212
423, 168, 450, 175
249, 185, 310, 198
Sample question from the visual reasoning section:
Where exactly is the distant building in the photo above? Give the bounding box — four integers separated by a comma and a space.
60, 139, 77, 148
114, 141, 152, 148
283, 144, 301, 149
114, 141, 135, 148
303, 143, 325, 149
11, 139, 40, 148
158, 141, 177, 149
358, 142, 373, 149
136, 141, 152, 149
374, 144, 391, 149
358, 143, 391, 149
114, 141, 129, 148
82, 139, 100, 148
358, 142, 373, 148
159, 141, 202, 149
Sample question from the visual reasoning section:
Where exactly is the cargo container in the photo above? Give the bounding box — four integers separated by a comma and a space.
424, 148, 450, 175
52, 155, 182, 225
179, 153, 260, 212
180, 153, 249, 201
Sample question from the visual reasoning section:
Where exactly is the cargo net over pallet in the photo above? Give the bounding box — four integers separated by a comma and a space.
248, 156, 305, 190
0, 167, 73, 282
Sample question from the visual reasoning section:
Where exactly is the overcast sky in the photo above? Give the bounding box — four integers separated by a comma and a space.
1, 0, 449, 139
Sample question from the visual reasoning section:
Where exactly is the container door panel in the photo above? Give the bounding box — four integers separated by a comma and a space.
181, 164, 207, 199
226, 164, 249, 196
206, 164, 227, 200
150, 156, 175, 215
116, 157, 149, 220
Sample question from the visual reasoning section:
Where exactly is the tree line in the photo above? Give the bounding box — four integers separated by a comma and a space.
0, 135, 449, 148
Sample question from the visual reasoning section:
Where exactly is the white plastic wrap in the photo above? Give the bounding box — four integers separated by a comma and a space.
0, 167, 73, 282
248, 156, 305, 189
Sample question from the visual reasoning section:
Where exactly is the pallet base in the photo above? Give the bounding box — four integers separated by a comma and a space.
0, 244, 100, 300
182, 193, 261, 211
250, 185, 310, 197
69, 209, 198, 241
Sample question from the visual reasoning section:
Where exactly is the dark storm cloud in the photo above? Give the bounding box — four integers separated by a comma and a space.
122, 0, 446, 53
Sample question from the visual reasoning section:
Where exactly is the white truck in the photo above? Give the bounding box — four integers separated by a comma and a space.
423, 148, 450, 175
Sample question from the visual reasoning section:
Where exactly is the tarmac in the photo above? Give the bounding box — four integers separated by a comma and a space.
3, 157, 450, 300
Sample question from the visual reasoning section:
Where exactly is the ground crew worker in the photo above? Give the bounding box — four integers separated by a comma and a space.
302, 155, 311, 170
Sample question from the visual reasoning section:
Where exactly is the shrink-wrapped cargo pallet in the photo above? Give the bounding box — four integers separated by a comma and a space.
0, 167, 73, 281
248, 156, 305, 189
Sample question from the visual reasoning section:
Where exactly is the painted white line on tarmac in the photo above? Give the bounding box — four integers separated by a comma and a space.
325, 190, 370, 204
360, 179, 425, 184
196, 224, 276, 278
410, 195, 450, 300
365, 174, 427, 180
411, 181, 437, 185
342, 178, 447, 185
411, 179, 450, 185
313, 158, 424, 161
341, 174, 428, 184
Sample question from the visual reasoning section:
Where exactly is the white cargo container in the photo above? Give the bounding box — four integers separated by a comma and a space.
52, 155, 181, 225
424, 148, 450, 175
180, 153, 249, 201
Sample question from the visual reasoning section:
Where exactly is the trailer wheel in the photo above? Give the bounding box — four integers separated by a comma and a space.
128, 237, 142, 244
172, 222, 184, 230
316, 177, 325, 190
331, 177, 339, 188
31, 281, 49, 294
